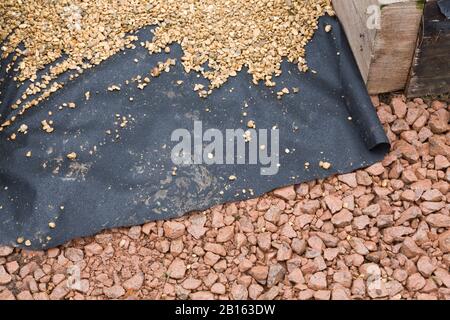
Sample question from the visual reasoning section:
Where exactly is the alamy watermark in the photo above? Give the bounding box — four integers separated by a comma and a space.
366, 264, 383, 296
171, 121, 280, 176
67, 265, 81, 291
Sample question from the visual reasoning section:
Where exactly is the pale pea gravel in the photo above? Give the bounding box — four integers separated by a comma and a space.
0, 0, 333, 130
0, 95, 449, 300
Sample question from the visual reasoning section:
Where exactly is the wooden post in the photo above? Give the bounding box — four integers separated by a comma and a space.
332, 0, 423, 94
406, 0, 450, 97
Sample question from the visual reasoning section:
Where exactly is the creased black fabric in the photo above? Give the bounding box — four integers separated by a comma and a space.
438, 0, 450, 19
0, 16, 389, 249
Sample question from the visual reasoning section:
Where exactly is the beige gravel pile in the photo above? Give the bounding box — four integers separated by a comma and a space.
0, 0, 333, 129
0, 95, 448, 300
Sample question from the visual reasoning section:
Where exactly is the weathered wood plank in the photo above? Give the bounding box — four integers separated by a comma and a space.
367, 1, 423, 94
332, 0, 378, 82
332, 0, 423, 94
406, 0, 450, 97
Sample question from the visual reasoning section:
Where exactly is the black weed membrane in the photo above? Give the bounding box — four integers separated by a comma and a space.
0, 16, 389, 249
